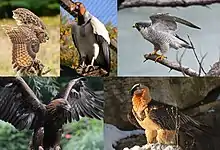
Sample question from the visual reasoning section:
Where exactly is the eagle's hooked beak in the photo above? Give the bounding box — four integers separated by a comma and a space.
63, 103, 71, 112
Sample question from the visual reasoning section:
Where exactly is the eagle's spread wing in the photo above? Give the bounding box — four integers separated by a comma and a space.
150, 13, 201, 33
0, 77, 46, 130
2, 25, 39, 69
148, 100, 213, 136
55, 77, 104, 121
12, 8, 47, 30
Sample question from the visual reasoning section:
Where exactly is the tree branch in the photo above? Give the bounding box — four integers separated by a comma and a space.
187, 35, 207, 75
144, 54, 199, 77
119, 0, 220, 10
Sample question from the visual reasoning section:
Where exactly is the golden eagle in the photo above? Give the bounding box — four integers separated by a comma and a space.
0, 77, 103, 150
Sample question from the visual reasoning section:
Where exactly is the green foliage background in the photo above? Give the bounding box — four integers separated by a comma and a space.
0, 0, 59, 18
0, 77, 104, 150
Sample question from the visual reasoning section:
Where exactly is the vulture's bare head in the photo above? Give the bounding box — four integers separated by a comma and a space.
70, 2, 86, 16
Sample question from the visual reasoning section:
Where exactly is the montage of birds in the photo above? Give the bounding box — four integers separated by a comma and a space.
1, 1, 220, 150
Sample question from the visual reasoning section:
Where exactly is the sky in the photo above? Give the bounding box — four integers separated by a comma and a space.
60, 0, 117, 26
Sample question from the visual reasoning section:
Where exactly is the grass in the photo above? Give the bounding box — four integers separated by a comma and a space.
0, 15, 60, 76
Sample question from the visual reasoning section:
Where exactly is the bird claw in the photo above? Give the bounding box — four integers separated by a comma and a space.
155, 55, 167, 62
38, 146, 44, 150
150, 50, 159, 56
85, 65, 97, 73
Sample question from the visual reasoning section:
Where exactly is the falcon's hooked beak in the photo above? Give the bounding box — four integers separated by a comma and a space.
132, 24, 136, 28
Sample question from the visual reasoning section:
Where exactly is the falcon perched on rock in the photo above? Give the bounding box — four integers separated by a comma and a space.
128, 83, 215, 147
70, 2, 111, 75
2, 8, 49, 76
0, 77, 104, 150
133, 13, 201, 62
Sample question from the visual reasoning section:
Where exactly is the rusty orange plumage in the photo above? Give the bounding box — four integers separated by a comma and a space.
128, 83, 215, 146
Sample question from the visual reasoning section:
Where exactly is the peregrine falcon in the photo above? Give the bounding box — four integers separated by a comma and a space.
133, 13, 201, 61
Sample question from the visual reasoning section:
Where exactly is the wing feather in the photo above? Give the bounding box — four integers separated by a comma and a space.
0, 77, 46, 130
55, 77, 104, 121
12, 8, 47, 30
2, 25, 39, 68
95, 34, 111, 73
150, 13, 200, 32
148, 100, 213, 136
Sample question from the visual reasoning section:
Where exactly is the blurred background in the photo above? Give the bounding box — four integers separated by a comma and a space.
0, 77, 104, 150
118, 4, 220, 76
0, 0, 60, 76
60, 0, 117, 76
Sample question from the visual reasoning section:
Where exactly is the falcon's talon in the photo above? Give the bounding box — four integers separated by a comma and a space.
150, 50, 159, 56
155, 55, 166, 62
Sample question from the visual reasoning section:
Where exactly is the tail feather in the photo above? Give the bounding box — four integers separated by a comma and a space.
175, 34, 193, 49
